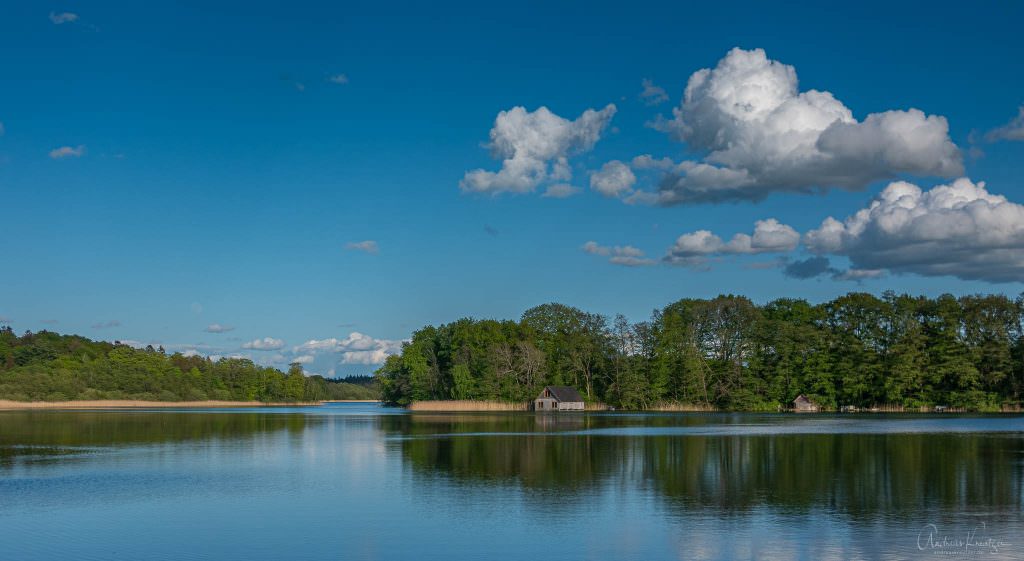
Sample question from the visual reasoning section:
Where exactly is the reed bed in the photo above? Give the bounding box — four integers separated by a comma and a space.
862, 404, 969, 413
647, 402, 720, 412
407, 400, 529, 412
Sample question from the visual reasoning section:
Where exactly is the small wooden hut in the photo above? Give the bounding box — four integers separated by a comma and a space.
792, 394, 820, 413
534, 386, 585, 412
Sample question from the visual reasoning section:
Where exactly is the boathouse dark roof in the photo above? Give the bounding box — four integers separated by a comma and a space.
545, 386, 584, 403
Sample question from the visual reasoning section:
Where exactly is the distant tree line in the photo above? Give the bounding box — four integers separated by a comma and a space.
376, 292, 1024, 411
0, 328, 376, 402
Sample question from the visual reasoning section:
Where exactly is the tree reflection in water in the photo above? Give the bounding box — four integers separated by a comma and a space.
380, 413, 1024, 519
0, 411, 313, 469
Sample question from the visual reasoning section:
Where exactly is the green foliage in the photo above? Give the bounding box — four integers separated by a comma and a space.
0, 327, 377, 403
377, 293, 1024, 411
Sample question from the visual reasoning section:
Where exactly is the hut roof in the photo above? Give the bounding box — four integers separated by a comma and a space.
545, 386, 584, 402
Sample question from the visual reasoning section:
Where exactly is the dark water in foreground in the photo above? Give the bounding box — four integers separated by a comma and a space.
1, 405, 1022, 560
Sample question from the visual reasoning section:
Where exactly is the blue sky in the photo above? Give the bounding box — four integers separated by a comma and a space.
2, 1, 1024, 376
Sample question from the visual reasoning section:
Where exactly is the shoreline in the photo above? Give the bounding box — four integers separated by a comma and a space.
403, 400, 1022, 414
0, 399, 345, 410
408, 400, 608, 412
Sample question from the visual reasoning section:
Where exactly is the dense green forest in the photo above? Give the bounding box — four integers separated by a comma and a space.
376, 292, 1024, 411
0, 328, 376, 402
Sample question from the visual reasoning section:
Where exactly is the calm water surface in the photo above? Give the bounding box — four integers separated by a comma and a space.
1, 404, 1022, 560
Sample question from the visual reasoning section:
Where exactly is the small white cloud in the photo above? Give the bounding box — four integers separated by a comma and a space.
345, 240, 379, 254
49, 11, 78, 24
665, 219, 800, 267
582, 241, 656, 267
204, 323, 234, 333
49, 145, 86, 159
541, 183, 582, 199
327, 74, 349, 84
241, 337, 285, 351
292, 354, 315, 364
986, 106, 1024, 142
182, 349, 202, 358
639, 78, 669, 106
590, 160, 636, 198
460, 104, 616, 195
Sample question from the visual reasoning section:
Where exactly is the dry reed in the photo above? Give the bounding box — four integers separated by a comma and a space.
647, 402, 720, 412
407, 400, 529, 412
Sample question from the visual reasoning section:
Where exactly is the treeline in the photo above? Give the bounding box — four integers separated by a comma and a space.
0, 328, 376, 402
376, 292, 1024, 411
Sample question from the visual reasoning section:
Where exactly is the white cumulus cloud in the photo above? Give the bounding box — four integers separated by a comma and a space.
293, 332, 405, 365
460, 104, 616, 195
641, 47, 962, 204
665, 219, 799, 266
804, 177, 1024, 282
241, 337, 285, 351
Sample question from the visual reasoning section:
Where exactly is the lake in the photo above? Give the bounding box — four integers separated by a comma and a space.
1, 404, 1022, 560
